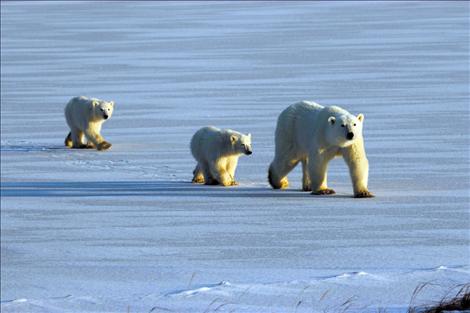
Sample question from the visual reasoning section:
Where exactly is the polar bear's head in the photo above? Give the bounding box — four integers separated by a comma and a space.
230, 132, 252, 155
326, 112, 364, 148
92, 99, 114, 121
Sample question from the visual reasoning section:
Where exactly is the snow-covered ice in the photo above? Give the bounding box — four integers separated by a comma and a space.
1, 1, 469, 312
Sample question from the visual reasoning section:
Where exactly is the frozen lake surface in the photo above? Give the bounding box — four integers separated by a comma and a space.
1, 1, 469, 312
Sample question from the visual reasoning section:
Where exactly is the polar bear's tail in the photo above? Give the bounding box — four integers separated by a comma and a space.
65, 132, 73, 147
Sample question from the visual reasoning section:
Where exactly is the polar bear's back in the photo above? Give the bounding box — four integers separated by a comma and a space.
276, 100, 323, 130
191, 126, 224, 161
64, 96, 94, 130
65, 96, 91, 113
274, 101, 324, 154
191, 126, 218, 150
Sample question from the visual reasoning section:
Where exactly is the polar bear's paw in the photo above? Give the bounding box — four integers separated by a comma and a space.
268, 169, 289, 189
354, 191, 374, 198
219, 179, 235, 187
312, 188, 336, 195
65, 132, 73, 148
192, 176, 205, 184
97, 141, 112, 151
279, 178, 289, 189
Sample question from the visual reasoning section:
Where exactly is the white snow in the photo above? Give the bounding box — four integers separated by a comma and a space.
1, 1, 469, 313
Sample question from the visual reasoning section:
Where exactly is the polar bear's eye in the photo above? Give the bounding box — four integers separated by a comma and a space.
341, 124, 345, 127
354, 123, 356, 126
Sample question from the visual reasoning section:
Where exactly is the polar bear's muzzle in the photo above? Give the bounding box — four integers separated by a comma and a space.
245, 147, 252, 155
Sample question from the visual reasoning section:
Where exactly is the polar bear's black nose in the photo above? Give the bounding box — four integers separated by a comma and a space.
347, 132, 354, 140
103, 114, 109, 120
245, 149, 252, 155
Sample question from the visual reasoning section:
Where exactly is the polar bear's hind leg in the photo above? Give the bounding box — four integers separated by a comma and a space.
268, 157, 298, 189
301, 159, 311, 191
192, 164, 205, 184
200, 162, 218, 185
65, 132, 73, 148
70, 129, 87, 149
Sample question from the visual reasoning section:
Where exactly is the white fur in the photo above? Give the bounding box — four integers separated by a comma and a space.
64, 96, 114, 150
268, 101, 373, 198
191, 126, 252, 186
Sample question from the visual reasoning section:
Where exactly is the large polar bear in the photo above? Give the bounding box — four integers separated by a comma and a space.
191, 126, 252, 186
64, 96, 114, 151
268, 101, 373, 198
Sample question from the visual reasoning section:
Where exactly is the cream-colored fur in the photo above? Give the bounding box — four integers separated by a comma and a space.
268, 101, 373, 198
64, 96, 114, 151
191, 126, 252, 186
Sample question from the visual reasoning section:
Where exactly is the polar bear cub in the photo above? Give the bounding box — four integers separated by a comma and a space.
64, 96, 114, 151
191, 126, 252, 186
268, 101, 373, 198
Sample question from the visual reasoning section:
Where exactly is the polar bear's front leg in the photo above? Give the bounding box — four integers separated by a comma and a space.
226, 156, 239, 185
209, 160, 233, 187
341, 140, 374, 198
84, 128, 111, 151
83, 128, 100, 147
309, 154, 335, 195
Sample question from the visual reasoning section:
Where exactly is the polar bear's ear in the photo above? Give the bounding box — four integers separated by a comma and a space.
109, 101, 114, 107
247, 133, 251, 139
92, 100, 99, 107
328, 116, 336, 125
230, 134, 238, 144
357, 113, 364, 122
